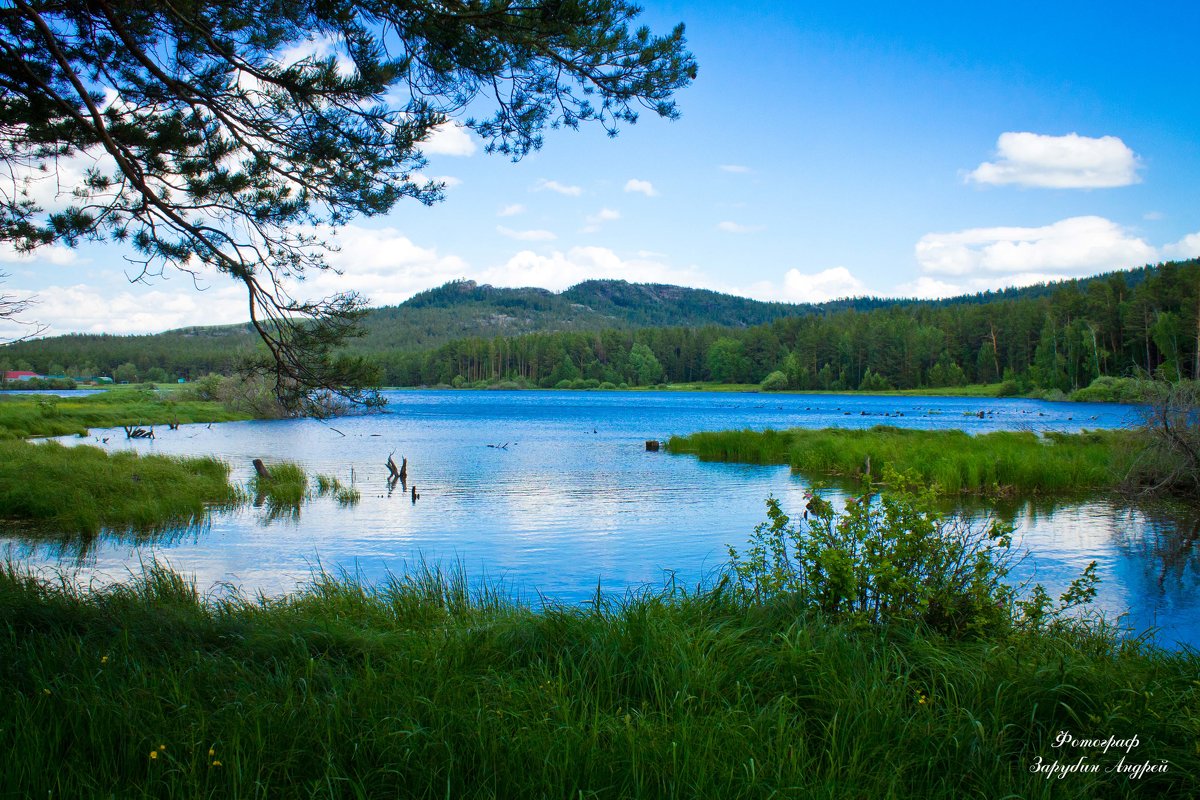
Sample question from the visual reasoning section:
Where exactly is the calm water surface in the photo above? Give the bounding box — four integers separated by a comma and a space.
5, 390, 1197, 647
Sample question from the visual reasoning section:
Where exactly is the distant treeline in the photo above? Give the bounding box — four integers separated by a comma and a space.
3, 261, 1198, 393
375, 260, 1200, 392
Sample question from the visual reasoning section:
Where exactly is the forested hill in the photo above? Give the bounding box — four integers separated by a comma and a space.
0, 278, 849, 376
2, 264, 1195, 393
356, 279, 822, 350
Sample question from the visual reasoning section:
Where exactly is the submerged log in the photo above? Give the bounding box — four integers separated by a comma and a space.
123, 425, 154, 439
252, 458, 272, 480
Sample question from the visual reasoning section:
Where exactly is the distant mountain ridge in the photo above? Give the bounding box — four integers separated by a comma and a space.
356, 279, 819, 350
0, 267, 1169, 380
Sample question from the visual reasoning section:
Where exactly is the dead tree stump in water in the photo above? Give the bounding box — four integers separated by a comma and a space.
645, 440, 660, 452
252, 459, 272, 480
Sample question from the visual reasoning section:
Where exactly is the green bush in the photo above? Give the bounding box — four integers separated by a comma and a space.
727, 470, 1098, 638
759, 370, 789, 391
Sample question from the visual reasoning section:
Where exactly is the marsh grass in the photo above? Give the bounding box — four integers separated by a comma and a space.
0, 439, 241, 535
315, 473, 361, 506
0, 562, 1195, 798
0, 387, 248, 439
668, 426, 1131, 497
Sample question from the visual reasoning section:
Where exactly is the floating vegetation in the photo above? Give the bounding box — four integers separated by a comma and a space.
667, 426, 1134, 497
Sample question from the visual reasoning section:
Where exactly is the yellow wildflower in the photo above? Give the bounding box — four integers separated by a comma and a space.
212, 760, 222, 767
149, 751, 158, 760
158, 744, 166, 751
208, 747, 215, 757
100, 655, 108, 664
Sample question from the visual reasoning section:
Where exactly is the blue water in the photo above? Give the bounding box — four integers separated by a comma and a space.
4, 390, 1196, 647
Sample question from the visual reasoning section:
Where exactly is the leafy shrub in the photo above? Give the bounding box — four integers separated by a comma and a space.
996, 379, 1021, 397
1069, 376, 1159, 403
760, 370, 789, 391
858, 368, 891, 391
727, 470, 1098, 637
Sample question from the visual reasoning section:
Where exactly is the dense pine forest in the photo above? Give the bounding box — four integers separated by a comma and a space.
3, 260, 1198, 394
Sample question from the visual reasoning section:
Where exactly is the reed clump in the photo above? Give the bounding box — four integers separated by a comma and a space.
668, 426, 1131, 497
0, 439, 240, 535
0, 560, 1195, 799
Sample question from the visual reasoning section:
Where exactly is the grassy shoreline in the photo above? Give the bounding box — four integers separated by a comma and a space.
0, 386, 249, 439
1, 564, 1195, 798
668, 426, 1134, 497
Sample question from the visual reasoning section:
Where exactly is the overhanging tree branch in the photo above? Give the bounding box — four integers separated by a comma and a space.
0, 0, 696, 411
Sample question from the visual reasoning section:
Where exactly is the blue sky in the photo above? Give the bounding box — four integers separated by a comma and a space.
2, 1, 1199, 336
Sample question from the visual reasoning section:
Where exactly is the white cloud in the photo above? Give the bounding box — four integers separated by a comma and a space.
535, 179, 582, 196
496, 225, 556, 242
891, 276, 966, 299
479, 247, 708, 292
1163, 231, 1200, 261
736, 266, 866, 304
719, 164, 751, 173
275, 34, 357, 78
0, 147, 118, 215
717, 220, 765, 234
421, 122, 478, 157
283, 224, 470, 308
410, 172, 462, 188
966, 132, 1141, 189
0, 241, 79, 266
915, 216, 1157, 278
623, 179, 657, 196
0, 283, 248, 338
582, 208, 621, 231
1144, 211, 1164, 221
497, 204, 525, 217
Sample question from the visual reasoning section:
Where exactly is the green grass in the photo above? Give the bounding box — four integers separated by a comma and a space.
0, 563, 1194, 798
0, 386, 249, 439
668, 426, 1134, 497
0, 439, 241, 535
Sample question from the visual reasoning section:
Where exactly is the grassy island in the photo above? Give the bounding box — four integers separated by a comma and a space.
667, 426, 1134, 497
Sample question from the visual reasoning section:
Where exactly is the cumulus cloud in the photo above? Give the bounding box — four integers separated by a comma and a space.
966, 132, 1141, 189
717, 220, 765, 234
1, 147, 118, 215
535, 179, 582, 196
0, 283, 248, 338
497, 225, 556, 241
623, 178, 657, 196
421, 122, 478, 157
410, 172, 462, 188
719, 164, 751, 173
0, 241, 79, 266
1163, 231, 1200, 260
479, 247, 708, 292
497, 203, 525, 217
582, 208, 620, 232
891, 276, 966, 299
736, 267, 866, 304
283, 224, 470, 308
915, 216, 1157, 278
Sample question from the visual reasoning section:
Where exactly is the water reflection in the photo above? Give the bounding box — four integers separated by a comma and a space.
1, 390, 1195, 647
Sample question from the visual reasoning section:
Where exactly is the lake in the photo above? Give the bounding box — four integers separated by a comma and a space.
4, 389, 1198, 647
